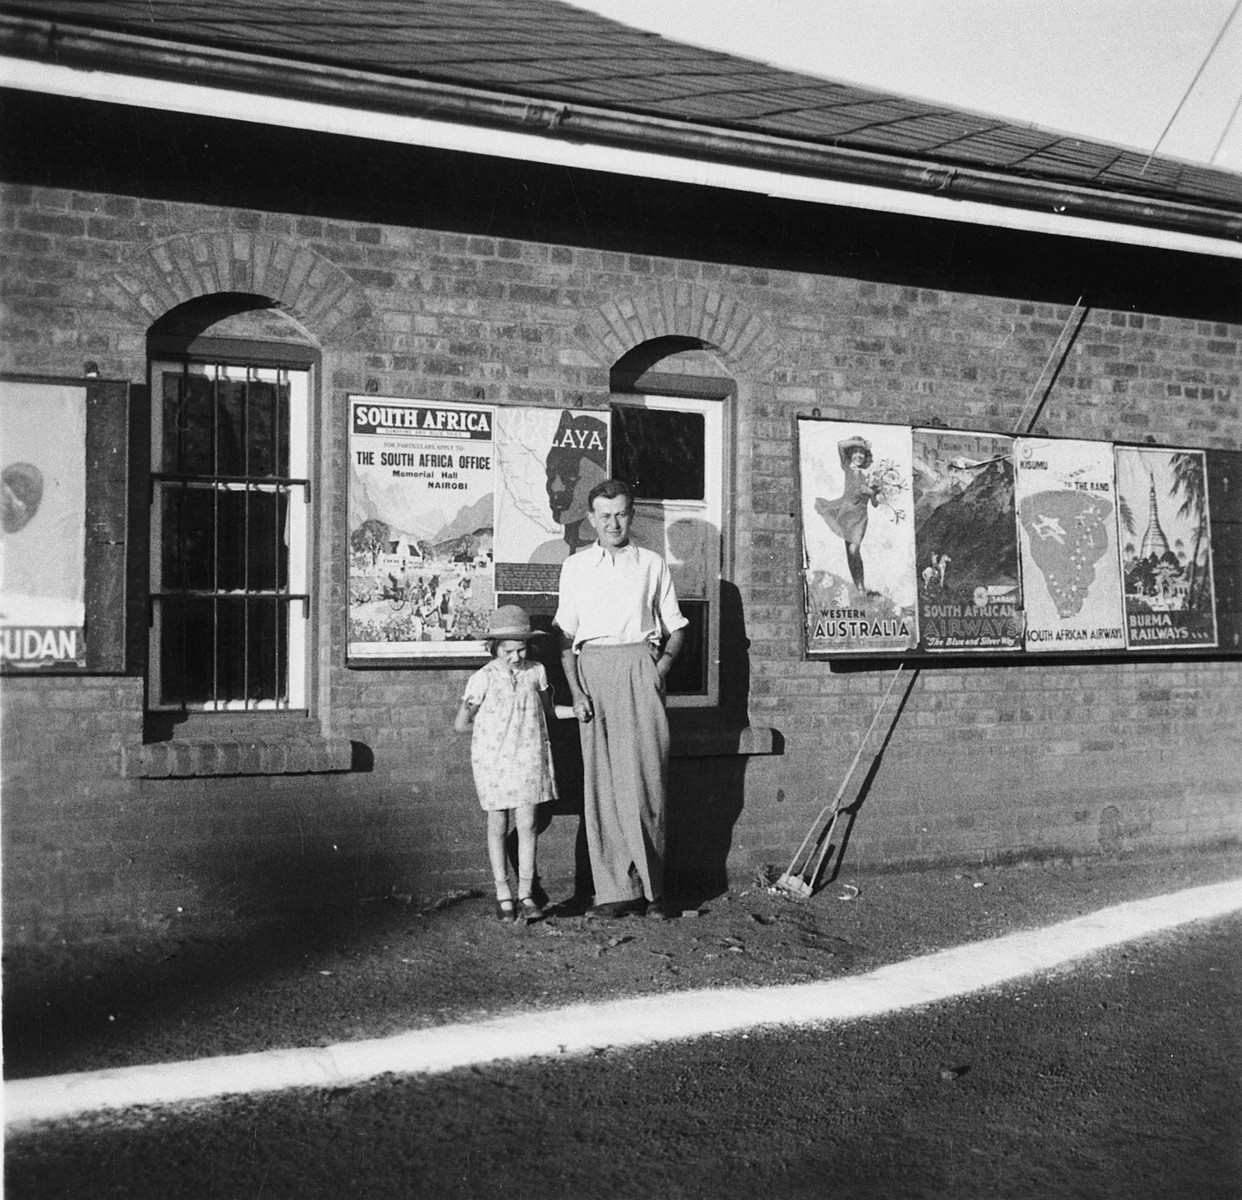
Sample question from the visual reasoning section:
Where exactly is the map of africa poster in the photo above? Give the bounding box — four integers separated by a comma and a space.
1014, 437, 1125, 653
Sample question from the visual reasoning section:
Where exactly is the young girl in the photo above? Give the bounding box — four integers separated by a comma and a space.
454, 605, 557, 923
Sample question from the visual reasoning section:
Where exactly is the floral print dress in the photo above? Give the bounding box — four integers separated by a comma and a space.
463, 658, 557, 811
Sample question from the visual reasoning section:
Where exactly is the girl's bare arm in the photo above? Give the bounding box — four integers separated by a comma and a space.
453, 699, 478, 733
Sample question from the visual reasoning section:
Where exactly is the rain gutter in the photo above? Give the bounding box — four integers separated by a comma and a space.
1, 15, 1240, 258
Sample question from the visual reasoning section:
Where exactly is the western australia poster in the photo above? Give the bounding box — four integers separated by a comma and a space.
799, 419, 918, 655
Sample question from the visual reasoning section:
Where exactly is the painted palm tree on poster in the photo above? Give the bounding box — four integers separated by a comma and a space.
1115, 445, 1217, 649
798, 419, 918, 654
1014, 438, 1126, 652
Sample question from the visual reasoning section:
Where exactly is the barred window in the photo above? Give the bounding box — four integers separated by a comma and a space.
149, 359, 309, 711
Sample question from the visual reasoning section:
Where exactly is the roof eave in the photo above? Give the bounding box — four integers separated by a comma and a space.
2, 14, 1240, 247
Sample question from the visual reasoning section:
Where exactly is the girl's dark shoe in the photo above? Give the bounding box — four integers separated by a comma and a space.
586, 898, 646, 919
496, 899, 516, 923
518, 897, 544, 922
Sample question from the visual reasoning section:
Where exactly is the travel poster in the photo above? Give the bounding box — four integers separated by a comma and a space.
1, 379, 87, 669
347, 397, 496, 661
912, 429, 1022, 652
1115, 446, 1216, 649
493, 407, 609, 604
1014, 437, 1125, 652
798, 418, 918, 655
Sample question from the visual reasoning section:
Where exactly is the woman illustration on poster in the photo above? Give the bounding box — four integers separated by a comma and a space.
815, 435, 880, 598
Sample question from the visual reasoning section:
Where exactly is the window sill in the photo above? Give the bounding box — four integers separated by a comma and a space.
670, 723, 779, 758
123, 731, 354, 778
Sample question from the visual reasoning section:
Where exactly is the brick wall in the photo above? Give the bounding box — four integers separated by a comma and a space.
2, 169, 1239, 947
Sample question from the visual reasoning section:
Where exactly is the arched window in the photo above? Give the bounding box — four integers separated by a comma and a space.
611, 339, 733, 708
147, 297, 317, 712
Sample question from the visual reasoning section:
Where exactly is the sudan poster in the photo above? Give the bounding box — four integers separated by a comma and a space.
1, 380, 87, 669
1014, 437, 1125, 652
347, 397, 496, 661
798, 419, 918, 655
912, 428, 1022, 652
1115, 445, 1216, 649
492, 407, 609, 602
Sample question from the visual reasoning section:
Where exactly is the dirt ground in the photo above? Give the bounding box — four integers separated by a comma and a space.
5, 845, 1240, 1082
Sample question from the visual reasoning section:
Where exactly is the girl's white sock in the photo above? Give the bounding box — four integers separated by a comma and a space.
517, 875, 535, 900
494, 877, 513, 902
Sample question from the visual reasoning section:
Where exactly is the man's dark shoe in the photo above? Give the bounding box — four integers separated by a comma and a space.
586, 898, 645, 919
646, 900, 671, 921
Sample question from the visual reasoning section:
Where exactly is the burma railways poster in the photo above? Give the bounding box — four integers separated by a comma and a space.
1115, 445, 1216, 650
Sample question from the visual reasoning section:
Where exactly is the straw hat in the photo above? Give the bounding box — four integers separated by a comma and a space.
486, 605, 543, 640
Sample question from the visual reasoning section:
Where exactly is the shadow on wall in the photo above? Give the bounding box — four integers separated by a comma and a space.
666, 755, 749, 906
665, 580, 755, 903
535, 631, 594, 905
520, 580, 759, 909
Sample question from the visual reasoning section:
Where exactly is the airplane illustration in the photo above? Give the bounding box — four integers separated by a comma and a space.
1030, 514, 1066, 544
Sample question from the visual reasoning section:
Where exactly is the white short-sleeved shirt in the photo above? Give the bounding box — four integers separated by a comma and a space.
554, 541, 688, 651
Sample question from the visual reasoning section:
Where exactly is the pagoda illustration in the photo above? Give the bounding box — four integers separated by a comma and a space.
1138, 471, 1171, 560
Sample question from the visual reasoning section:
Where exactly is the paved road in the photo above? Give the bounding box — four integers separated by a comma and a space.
8, 913, 1239, 1200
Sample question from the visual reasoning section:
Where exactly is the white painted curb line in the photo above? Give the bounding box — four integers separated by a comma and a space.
7, 879, 1241, 1129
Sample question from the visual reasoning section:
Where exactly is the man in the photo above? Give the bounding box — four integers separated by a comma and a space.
555, 479, 687, 920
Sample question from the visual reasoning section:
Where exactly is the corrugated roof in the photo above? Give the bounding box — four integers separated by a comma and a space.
2, 0, 1240, 212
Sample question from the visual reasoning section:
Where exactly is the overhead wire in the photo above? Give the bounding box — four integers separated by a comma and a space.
1142, 0, 1241, 172
1208, 85, 1242, 164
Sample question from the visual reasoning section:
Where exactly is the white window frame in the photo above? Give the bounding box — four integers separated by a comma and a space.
149, 359, 310, 712
612, 393, 724, 708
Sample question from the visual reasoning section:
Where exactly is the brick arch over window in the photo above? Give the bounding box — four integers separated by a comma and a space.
101, 232, 372, 343
573, 284, 784, 377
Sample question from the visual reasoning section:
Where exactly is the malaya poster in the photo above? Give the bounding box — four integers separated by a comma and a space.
1, 380, 87, 668
799, 419, 918, 654
1014, 437, 1125, 652
1115, 445, 1216, 649
347, 397, 496, 661
912, 428, 1022, 652
493, 407, 609, 604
